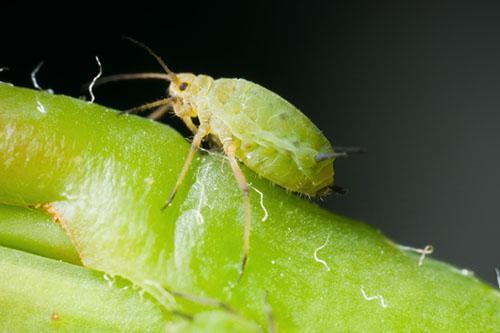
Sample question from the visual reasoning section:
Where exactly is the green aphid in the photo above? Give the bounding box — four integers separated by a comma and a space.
98, 38, 361, 278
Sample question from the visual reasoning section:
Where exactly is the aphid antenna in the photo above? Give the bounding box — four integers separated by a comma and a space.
122, 36, 179, 84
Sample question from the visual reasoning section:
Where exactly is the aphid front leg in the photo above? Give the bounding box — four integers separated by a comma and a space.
174, 102, 199, 134
222, 138, 252, 280
180, 116, 198, 134
125, 97, 174, 115
162, 122, 209, 209
149, 100, 198, 135
147, 104, 171, 120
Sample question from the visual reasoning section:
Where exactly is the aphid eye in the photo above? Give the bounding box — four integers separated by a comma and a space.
179, 82, 188, 91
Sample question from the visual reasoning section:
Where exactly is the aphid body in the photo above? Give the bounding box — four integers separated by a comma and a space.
97, 38, 354, 278
169, 73, 336, 197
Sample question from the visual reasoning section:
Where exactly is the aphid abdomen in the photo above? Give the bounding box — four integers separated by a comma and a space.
236, 140, 333, 196
206, 78, 335, 196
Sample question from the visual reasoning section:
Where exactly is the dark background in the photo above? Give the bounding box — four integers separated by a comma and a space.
2, 1, 499, 285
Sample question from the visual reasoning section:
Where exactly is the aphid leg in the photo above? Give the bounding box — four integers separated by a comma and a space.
162, 123, 209, 210
181, 116, 199, 134
174, 102, 199, 134
124, 97, 174, 115
148, 106, 197, 132
222, 138, 252, 280
147, 104, 171, 120
264, 290, 277, 333
168, 289, 238, 315
149, 101, 198, 134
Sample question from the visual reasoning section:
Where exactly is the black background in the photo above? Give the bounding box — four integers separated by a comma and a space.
2, 1, 499, 285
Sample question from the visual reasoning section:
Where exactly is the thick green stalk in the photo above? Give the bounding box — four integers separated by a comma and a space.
0, 245, 167, 332
0, 205, 80, 264
0, 243, 258, 332
0, 84, 499, 331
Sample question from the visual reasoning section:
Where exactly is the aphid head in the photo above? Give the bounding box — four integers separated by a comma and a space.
169, 73, 197, 98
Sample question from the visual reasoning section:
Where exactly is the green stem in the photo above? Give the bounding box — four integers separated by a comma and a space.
0, 205, 80, 264
0, 84, 499, 331
0, 244, 259, 332
0, 245, 167, 332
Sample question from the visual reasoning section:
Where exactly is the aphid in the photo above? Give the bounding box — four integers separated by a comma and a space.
98, 38, 363, 278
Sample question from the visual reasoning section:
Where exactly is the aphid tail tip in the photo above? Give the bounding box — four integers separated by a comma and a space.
331, 185, 349, 195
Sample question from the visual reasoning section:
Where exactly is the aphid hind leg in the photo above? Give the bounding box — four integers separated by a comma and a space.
162, 122, 209, 210
222, 138, 252, 281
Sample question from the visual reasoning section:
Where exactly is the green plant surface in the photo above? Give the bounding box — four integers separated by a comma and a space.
0, 83, 499, 332
0, 204, 80, 264
0, 245, 167, 332
0, 243, 259, 333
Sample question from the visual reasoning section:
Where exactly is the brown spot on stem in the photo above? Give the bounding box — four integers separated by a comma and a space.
34, 202, 85, 265
36, 203, 64, 224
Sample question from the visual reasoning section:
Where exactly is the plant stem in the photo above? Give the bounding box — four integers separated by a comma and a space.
0, 205, 80, 264
0, 84, 499, 331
